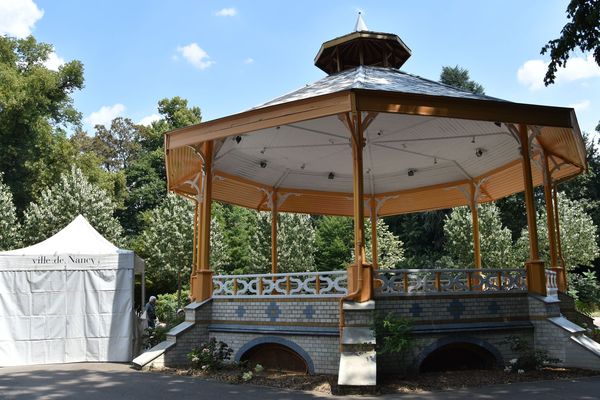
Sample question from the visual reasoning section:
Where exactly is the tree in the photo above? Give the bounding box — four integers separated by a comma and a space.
92, 117, 141, 172
219, 204, 258, 274
0, 174, 22, 250
22, 167, 123, 245
541, 0, 600, 85
134, 196, 228, 301
251, 212, 317, 273
0, 35, 84, 211
440, 65, 485, 94
365, 219, 405, 269
119, 97, 202, 236
443, 203, 518, 269
314, 216, 354, 271
516, 193, 599, 269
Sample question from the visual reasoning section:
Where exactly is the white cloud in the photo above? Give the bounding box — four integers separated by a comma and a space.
568, 99, 591, 113
215, 7, 237, 17
243, 57, 254, 64
43, 52, 65, 71
85, 104, 126, 127
0, 0, 44, 38
138, 113, 160, 126
517, 54, 600, 90
176, 43, 214, 70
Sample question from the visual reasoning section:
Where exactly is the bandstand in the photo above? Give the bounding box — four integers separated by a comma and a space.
134, 16, 600, 385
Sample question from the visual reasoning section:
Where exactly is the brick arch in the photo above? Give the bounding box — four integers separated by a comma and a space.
414, 336, 504, 372
235, 336, 315, 374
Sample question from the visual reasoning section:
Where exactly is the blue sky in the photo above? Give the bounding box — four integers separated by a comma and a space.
2, 0, 599, 135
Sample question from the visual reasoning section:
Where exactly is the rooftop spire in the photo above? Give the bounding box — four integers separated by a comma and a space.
354, 12, 368, 32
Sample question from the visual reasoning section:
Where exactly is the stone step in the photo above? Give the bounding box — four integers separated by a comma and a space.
341, 327, 375, 345
571, 334, 600, 357
343, 300, 375, 311
337, 350, 377, 386
131, 340, 175, 369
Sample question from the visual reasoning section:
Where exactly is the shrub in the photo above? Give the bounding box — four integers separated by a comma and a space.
188, 338, 233, 371
155, 292, 186, 327
568, 271, 600, 313
504, 336, 560, 372
142, 325, 170, 349
372, 312, 412, 354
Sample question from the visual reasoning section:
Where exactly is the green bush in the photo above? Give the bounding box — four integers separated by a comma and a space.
372, 312, 412, 354
188, 338, 233, 371
156, 292, 186, 327
504, 336, 560, 372
568, 271, 600, 312
142, 325, 170, 349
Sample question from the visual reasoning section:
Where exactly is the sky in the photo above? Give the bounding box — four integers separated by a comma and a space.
1, 0, 599, 136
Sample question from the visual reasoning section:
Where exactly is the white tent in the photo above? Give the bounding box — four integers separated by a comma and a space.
0, 215, 143, 366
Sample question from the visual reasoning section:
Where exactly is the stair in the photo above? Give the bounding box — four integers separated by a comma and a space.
558, 292, 595, 328
337, 300, 377, 387
547, 316, 600, 369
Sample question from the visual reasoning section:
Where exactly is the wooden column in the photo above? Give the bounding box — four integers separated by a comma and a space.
469, 182, 482, 269
518, 124, 546, 295
194, 140, 214, 302
370, 199, 378, 269
553, 184, 568, 290
271, 191, 278, 274
349, 111, 372, 302
542, 152, 564, 291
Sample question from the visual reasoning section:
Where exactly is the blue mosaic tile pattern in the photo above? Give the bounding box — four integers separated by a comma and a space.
447, 299, 465, 320
265, 301, 281, 322
303, 304, 315, 319
236, 305, 246, 318
410, 303, 422, 318
488, 301, 500, 315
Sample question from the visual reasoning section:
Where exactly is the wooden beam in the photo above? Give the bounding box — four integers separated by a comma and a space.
519, 124, 546, 296
167, 92, 353, 149
469, 182, 482, 269
370, 199, 378, 269
355, 89, 574, 128
271, 191, 278, 274
553, 184, 568, 291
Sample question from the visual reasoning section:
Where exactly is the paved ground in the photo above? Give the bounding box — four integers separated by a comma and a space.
1, 363, 600, 399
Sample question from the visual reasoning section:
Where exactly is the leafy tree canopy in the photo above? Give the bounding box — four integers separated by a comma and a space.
0, 174, 22, 250
439, 65, 485, 94
541, 0, 600, 85
0, 35, 84, 211
22, 167, 123, 245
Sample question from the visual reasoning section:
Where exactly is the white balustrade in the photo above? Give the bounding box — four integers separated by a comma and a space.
375, 268, 528, 296
545, 270, 558, 298
212, 271, 348, 298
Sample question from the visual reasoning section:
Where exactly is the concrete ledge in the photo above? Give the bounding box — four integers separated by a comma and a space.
529, 293, 561, 304
412, 321, 533, 334
571, 335, 600, 358
167, 321, 195, 340
131, 340, 175, 369
342, 327, 375, 344
185, 299, 212, 321
208, 323, 339, 336
343, 300, 375, 311
548, 316, 586, 334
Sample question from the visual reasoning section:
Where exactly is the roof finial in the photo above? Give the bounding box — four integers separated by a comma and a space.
355, 12, 368, 32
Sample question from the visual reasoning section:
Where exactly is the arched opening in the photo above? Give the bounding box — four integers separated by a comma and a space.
240, 343, 309, 373
419, 342, 498, 373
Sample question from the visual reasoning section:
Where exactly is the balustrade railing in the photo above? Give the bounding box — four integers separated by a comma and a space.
545, 270, 558, 298
212, 271, 348, 298
375, 268, 527, 296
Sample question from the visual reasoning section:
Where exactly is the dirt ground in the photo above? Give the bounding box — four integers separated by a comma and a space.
152, 366, 600, 395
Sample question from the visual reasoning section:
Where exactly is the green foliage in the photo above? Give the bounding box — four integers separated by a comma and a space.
188, 338, 233, 371
386, 211, 448, 268
541, 0, 600, 85
314, 216, 353, 271
440, 65, 485, 94
0, 35, 84, 211
134, 194, 194, 295
0, 174, 22, 250
142, 325, 170, 349
220, 204, 259, 274
515, 193, 599, 269
364, 218, 405, 269
504, 336, 560, 372
372, 312, 412, 355
568, 270, 600, 311
443, 203, 518, 268
251, 212, 317, 273
92, 117, 142, 171
22, 167, 123, 245
155, 292, 186, 327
